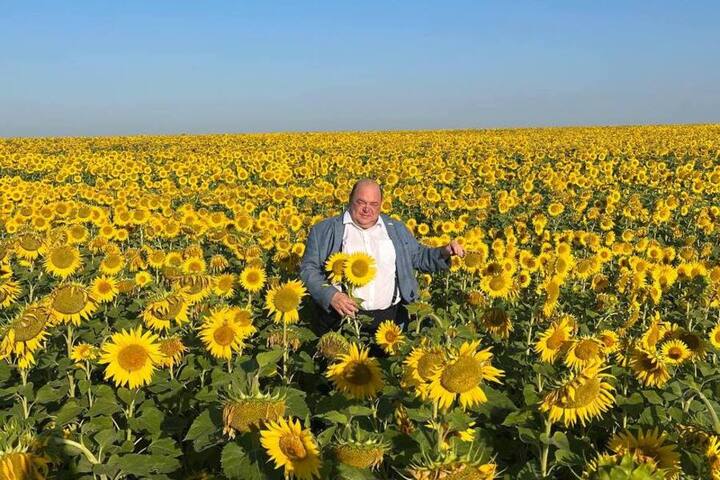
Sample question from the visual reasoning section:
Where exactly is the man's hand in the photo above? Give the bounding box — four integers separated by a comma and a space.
442, 239, 465, 259
330, 291, 359, 317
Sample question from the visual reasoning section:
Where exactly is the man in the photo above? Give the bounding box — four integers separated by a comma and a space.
300, 179, 465, 334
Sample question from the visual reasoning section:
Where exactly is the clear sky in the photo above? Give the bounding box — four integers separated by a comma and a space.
1, 1, 719, 137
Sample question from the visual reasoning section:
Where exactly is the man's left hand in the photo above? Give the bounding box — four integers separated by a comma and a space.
442, 239, 465, 259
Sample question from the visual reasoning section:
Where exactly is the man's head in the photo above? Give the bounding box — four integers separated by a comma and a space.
348, 179, 382, 229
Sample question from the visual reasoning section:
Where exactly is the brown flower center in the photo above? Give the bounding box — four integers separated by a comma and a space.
118, 344, 148, 371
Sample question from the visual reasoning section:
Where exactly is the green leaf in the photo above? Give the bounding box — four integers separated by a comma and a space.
183, 409, 219, 451
346, 405, 373, 417
128, 406, 165, 435
149, 438, 182, 458
256, 349, 284, 377
321, 411, 348, 424
88, 396, 122, 417
642, 390, 663, 405
337, 463, 377, 480
222, 442, 263, 480
55, 400, 84, 425
117, 387, 136, 405
116, 453, 180, 476
502, 410, 533, 427
35, 383, 66, 404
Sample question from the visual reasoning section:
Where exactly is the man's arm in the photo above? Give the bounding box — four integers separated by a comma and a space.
299, 224, 342, 313
397, 223, 452, 273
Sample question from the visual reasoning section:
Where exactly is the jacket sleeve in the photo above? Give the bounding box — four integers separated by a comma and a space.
399, 222, 451, 273
299, 224, 340, 313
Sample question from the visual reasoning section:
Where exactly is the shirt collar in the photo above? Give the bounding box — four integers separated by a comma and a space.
343, 210, 384, 230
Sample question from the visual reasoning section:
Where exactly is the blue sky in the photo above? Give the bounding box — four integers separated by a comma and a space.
1, 1, 718, 137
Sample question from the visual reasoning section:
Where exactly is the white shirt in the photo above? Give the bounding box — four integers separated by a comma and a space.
341, 211, 399, 310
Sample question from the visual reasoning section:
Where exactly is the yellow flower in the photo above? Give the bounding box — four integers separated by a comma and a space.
265, 280, 306, 324
48, 283, 98, 326
260, 417, 322, 480
157, 336, 187, 368
343, 252, 377, 287
199, 306, 245, 359
375, 320, 405, 355
44, 244, 82, 278
564, 337, 604, 371
71, 342, 98, 363
540, 364, 615, 427
325, 252, 348, 283
660, 339, 691, 365
326, 343, 384, 399
608, 428, 680, 478
427, 341, 503, 410
90, 275, 119, 303
239, 266, 266, 293
99, 327, 162, 388
534, 315, 573, 363
710, 323, 720, 349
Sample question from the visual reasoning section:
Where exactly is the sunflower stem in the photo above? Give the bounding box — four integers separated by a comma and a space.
19, 367, 30, 419
539, 416, 552, 477
694, 389, 720, 434
125, 391, 137, 442
282, 320, 289, 384
66, 325, 76, 398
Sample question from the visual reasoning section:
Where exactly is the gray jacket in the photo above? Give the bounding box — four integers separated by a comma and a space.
299, 212, 450, 313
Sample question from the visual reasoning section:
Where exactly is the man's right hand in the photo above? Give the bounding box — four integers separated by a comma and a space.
330, 291, 359, 317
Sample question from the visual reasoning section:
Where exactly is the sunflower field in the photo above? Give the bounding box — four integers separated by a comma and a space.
1, 125, 720, 479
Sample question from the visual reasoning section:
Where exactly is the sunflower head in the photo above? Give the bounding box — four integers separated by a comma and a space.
480, 307, 513, 339
158, 336, 188, 368
343, 252, 377, 287
608, 428, 680, 478
222, 390, 287, 437
325, 252, 348, 284
265, 280, 307, 325
99, 327, 163, 389
333, 432, 388, 470
326, 343, 384, 399
375, 320, 405, 355
239, 266, 266, 293
259, 417, 322, 480
316, 332, 350, 360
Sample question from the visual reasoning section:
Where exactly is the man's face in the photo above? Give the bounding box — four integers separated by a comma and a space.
349, 184, 382, 229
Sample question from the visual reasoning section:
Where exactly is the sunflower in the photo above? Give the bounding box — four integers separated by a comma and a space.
0, 451, 50, 480
316, 332, 350, 360
630, 348, 670, 388
480, 272, 515, 299
214, 273, 236, 297
260, 417, 322, 480
540, 364, 615, 427
157, 336, 187, 368
265, 280, 307, 324
99, 253, 125, 275
480, 307, 513, 338
343, 252, 377, 288
199, 307, 245, 359
608, 428, 680, 478
404, 344, 447, 396
598, 330, 620, 355
182, 256, 206, 275
229, 306, 257, 338
70, 342, 98, 364
333, 437, 387, 470
427, 341, 504, 410
542, 275, 562, 317
462, 251, 486, 274
142, 290, 190, 331
223, 391, 286, 437
564, 337, 604, 371
375, 320, 405, 355
99, 327, 162, 388
48, 283, 98, 325
239, 266, 266, 293
13, 233, 46, 260
327, 343, 384, 399
660, 339, 690, 365
325, 252, 348, 283
43, 244, 82, 278
0, 303, 52, 368
0, 279, 21, 309
535, 315, 574, 363
90, 275, 119, 303
710, 323, 720, 349
134, 271, 153, 288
